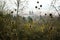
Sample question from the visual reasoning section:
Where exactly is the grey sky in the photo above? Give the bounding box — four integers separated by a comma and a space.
0, 0, 60, 16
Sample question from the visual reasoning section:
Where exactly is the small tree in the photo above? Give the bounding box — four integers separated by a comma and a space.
0, 1, 7, 11
28, 16, 33, 23
50, 0, 60, 16
9, 0, 28, 16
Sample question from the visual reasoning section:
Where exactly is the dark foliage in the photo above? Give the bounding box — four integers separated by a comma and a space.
0, 11, 60, 40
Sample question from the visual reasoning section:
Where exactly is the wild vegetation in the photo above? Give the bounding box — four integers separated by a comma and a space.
0, 10, 60, 40
0, 0, 60, 40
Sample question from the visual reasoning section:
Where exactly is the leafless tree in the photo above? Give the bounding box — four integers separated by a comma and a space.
0, 0, 10, 15
50, 0, 60, 16
9, 0, 28, 16
0, 1, 6, 11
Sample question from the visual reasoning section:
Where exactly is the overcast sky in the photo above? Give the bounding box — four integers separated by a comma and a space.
0, 0, 60, 16
5, 0, 60, 11
5, 0, 53, 11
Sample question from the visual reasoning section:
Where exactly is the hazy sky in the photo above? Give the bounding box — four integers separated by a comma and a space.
1, 0, 60, 16
6, 0, 53, 11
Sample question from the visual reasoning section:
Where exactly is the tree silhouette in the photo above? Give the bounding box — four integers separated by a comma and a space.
50, 0, 60, 16
0, 1, 6, 10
